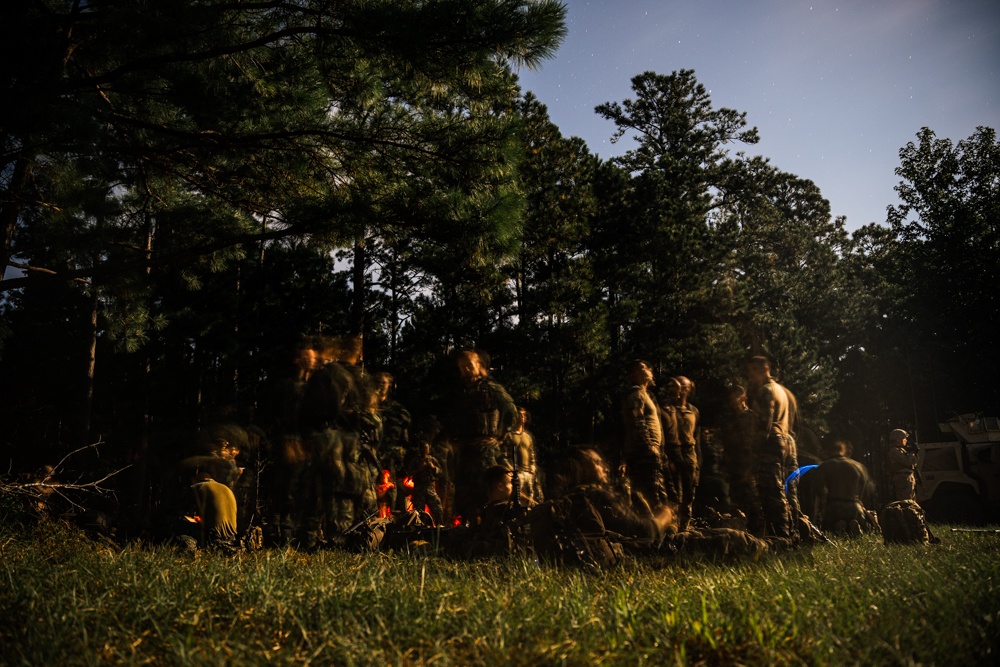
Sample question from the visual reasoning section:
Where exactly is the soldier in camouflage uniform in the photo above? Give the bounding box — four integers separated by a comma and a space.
373, 371, 412, 512
719, 385, 764, 534
619, 360, 666, 510
296, 337, 363, 548
747, 356, 800, 539
816, 440, 877, 536
444, 350, 518, 524
409, 440, 444, 524
506, 407, 541, 504
887, 428, 917, 501
668, 376, 701, 529
262, 343, 316, 546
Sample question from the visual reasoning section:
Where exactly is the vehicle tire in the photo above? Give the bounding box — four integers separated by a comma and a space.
925, 486, 987, 525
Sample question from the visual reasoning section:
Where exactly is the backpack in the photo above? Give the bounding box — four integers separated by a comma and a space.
881, 500, 939, 545
527, 490, 624, 571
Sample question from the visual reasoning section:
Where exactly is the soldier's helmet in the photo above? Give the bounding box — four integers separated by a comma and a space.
888, 429, 908, 444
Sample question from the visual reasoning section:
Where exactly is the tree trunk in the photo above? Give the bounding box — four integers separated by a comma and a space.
80, 284, 98, 446
351, 235, 367, 338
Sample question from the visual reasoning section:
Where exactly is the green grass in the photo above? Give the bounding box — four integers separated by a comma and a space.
1, 519, 997, 666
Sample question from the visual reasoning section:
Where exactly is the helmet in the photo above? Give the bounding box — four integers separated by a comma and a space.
889, 429, 909, 444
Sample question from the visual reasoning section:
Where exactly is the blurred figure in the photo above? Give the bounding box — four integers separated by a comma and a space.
816, 440, 878, 536
262, 341, 316, 546
374, 371, 411, 512
747, 356, 799, 539
667, 375, 700, 529
507, 406, 542, 504
620, 359, 666, 510
719, 385, 763, 533
443, 350, 518, 524
563, 447, 676, 541
409, 440, 444, 525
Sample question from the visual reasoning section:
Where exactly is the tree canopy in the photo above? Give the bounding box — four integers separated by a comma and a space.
0, 4, 995, 480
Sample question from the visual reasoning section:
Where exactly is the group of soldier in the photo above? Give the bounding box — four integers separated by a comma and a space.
621, 355, 805, 542
163, 340, 919, 555
163, 340, 546, 552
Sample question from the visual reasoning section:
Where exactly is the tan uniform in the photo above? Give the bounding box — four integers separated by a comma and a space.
192, 479, 238, 546
621, 385, 665, 506
887, 445, 917, 501
753, 379, 799, 538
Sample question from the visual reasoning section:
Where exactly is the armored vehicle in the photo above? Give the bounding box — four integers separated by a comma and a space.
916, 414, 1000, 524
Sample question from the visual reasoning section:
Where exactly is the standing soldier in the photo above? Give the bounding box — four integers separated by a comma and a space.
507, 407, 542, 504
374, 371, 411, 512
670, 376, 701, 529
747, 356, 800, 539
887, 429, 917, 501
619, 360, 665, 510
263, 342, 316, 546
443, 350, 518, 524
719, 385, 763, 534
296, 336, 359, 549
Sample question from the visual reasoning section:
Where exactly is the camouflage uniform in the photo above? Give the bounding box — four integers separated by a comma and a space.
817, 454, 876, 534
409, 451, 444, 524
719, 403, 763, 533
296, 361, 358, 548
669, 402, 700, 526
378, 398, 411, 511
658, 403, 680, 503
446, 375, 518, 522
752, 378, 799, 538
621, 384, 665, 508
887, 444, 917, 501
507, 428, 541, 504
261, 374, 311, 545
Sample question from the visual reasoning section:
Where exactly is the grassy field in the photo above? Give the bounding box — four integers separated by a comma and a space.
1, 518, 997, 666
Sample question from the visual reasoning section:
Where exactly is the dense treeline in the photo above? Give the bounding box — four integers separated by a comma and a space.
1, 1, 997, 496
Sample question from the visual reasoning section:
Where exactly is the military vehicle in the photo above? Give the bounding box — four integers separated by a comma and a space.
916, 414, 1000, 524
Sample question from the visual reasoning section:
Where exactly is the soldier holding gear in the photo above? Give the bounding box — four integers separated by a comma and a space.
887, 428, 917, 501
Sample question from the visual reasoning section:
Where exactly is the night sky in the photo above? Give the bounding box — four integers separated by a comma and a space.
518, 0, 1000, 231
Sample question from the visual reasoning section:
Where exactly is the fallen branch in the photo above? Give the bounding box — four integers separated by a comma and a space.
1, 440, 131, 513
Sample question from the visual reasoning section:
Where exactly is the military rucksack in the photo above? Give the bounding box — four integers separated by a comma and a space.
527, 490, 625, 571
881, 500, 939, 545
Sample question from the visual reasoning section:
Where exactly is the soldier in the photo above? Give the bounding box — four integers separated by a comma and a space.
887, 428, 917, 501
262, 342, 317, 544
374, 371, 411, 512
719, 385, 764, 533
816, 440, 877, 536
566, 448, 676, 541
667, 376, 700, 529
296, 336, 362, 549
619, 360, 666, 510
747, 356, 800, 539
409, 440, 444, 524
184, 466, 239, 552
657, 378, 681, 506
443, 350, 518, 524
507, 407, 542, 504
